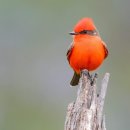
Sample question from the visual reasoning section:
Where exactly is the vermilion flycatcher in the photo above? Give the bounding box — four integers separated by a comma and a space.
67, 18, 108, 86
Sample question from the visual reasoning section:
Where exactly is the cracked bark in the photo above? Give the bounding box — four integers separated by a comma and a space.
64, 71, 110, 130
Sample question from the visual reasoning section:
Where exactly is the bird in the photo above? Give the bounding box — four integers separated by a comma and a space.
67, 18, 108, 86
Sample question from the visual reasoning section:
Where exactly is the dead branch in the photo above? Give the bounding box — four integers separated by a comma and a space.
64, 71, 110, 130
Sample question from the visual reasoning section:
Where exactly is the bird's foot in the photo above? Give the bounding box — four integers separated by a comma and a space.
81, 70, 98, 85
91, 73, 98, 85
81, 69, 92, 81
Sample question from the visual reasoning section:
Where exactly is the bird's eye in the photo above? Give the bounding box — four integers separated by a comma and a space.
80, 30, 88, 34
79, 30, 98, 36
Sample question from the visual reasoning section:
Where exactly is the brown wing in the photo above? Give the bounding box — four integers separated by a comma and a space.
102, 41, 108, 59
66, 43, 74, 63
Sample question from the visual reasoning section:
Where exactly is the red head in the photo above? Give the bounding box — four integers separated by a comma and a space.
69, 18, 98, 36
74, 18, 96, 32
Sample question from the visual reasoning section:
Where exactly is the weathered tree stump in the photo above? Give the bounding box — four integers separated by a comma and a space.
64, 70, 110, 130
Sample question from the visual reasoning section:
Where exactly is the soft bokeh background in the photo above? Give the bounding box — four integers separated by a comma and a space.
0, 0, 130, 130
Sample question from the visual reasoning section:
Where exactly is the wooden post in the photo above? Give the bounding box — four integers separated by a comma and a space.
64, 70, 110, 130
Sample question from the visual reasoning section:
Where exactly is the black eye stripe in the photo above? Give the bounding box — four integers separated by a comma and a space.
79, 30, 98, 36
80, 30, 88, 34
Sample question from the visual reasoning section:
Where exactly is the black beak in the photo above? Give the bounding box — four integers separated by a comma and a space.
69, 32, 79, 35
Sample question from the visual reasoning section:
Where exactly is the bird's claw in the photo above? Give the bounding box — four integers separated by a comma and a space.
81, 69, 91, 79
81, 70, 98, 85
91, 73, 98, 85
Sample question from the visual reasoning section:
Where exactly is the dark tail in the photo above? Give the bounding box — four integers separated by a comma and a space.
70, 72, 80, 86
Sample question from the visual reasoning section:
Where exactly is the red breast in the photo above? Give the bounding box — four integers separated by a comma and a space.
69, 35, 106, 73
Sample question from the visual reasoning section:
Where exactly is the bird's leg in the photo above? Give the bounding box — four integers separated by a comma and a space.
91, 73, 98, 85
88, 71, 92, 79
81, 70, 98, 85
81, 69, 92, 81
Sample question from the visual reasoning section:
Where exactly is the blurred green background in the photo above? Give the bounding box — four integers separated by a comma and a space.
0, 0, 130, 130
